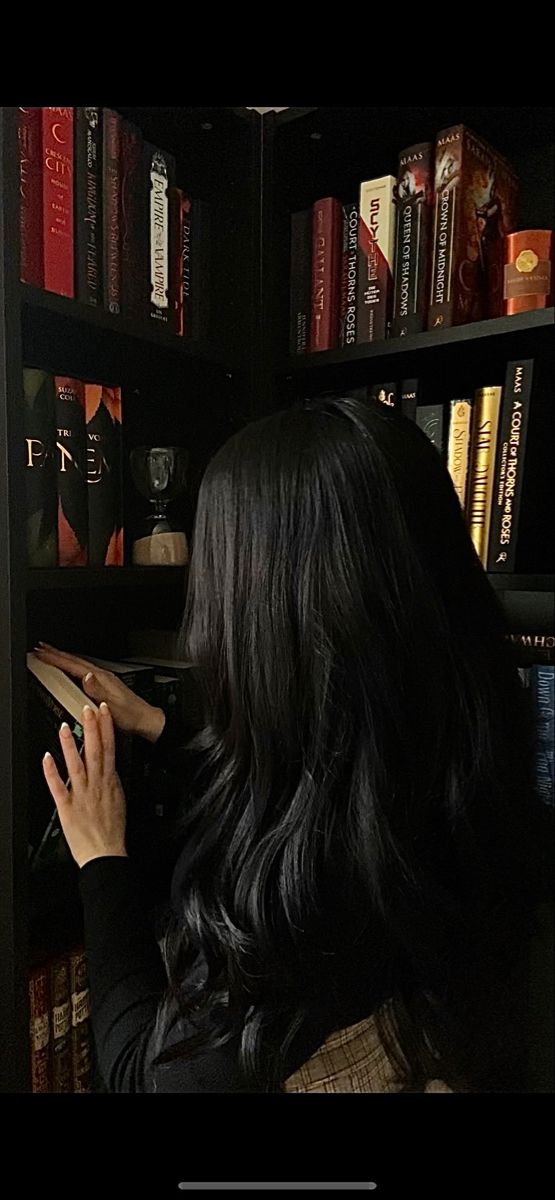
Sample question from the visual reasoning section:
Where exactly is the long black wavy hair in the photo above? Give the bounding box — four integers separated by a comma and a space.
158, 395, 548, 1092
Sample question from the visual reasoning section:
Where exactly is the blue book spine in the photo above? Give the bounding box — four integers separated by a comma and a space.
532, 664, 554, 806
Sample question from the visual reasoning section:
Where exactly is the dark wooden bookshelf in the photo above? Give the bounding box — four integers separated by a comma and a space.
283, 309, 554, 374
1, 104, 553, 1094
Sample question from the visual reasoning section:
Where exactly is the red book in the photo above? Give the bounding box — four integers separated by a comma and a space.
18, 107, 43, 286
69, 949, 93, 1093
29, 964, 51, 1093
310, 197, 342, 352
170, 187, 186, 335
41, 107, 74, 297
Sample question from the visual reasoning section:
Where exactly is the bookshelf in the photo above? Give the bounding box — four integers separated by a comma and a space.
1, 105, 553, 1093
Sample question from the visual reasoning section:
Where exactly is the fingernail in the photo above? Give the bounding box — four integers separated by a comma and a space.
60, 722, 70, 736
100, 702, 109, 713
82, 705, 93, 720
84, 672, 94, 683
38, 641, 50, 647
43, 751, 53, 763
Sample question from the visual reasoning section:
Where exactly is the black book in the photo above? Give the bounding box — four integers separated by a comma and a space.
289, 209, 312, 354
487, 360, 534, 573
85, 385, 123, 566
400, 378, 420, 422
391, 143, 434, 337
75, 108, 102, 306
102, 109, 121, 316
369, 382, 397, 411
186, 197, 211, 341
416, 404, 444, 454
55, 376, 88, 566
23, 368, 58, 567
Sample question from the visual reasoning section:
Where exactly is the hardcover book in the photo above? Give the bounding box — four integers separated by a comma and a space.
416, 405, 444, 454
69, 949, 93, 1092
42, 107, 74, 297
50, 956, 72, 1093
391, 143, 433, 337
487, 360, 534, 572
447, 399, 473, 509
85, 384, 123, 566
428, 125, 518, 329
340, 202, 358, 347
29, 965, 51, 1093
170, 188, 186, 335
55, 376, 88, 567
120, 119, 145, 321
466, 385, 503, 566
188, 198, 211, 341
23, 368, 58, 567
289, 209, 312, 354
75, 108, 102, 306
532, 665, 554, 807
103, 110, 121, 316
310, 197, 342, 352
357, 176, 396, 344
400, 379, 420, 422
18, 107, 43, 287
145, 142, 176, 326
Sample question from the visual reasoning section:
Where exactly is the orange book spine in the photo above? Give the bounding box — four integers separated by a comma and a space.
504, 230, 553, 314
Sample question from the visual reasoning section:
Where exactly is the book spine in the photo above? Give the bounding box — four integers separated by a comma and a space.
466, 385, 503, 566
356, 176, 396, 344
189, 198, 210, 340
170, 188, 185, 335
447, 399, 473, 508
289, 209, 312, 354
416, 405, 444, 454
487, 360, 534, 572
85, 385, 123, 566
120, 120, 145, 320
391, 143, 433, 337
310, 197, 342, 352
23, 369, 58, 567
42, 107, 74, 297
103, 110, 121, 315
146, 144, 175, 326
504, 231, 552, 315
427, 125, 464, 330
50, 957, 72, 1092
18, 107, 43, 286
340, 203, 358, 347
55, 376, 88, 566
509, 633, 555, 665
400, 378, 420, 422
69, 950, 93, 1093
29, 965, 51, 1092
484, 156, 518, 318
75, 108, 102, 306
532, 665, 554, 807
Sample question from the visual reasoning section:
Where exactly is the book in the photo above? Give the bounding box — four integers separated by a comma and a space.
509, 633, 555, 665
428, 125, 518, 329
532, 665, 554, 807
400, 379, 420, 422
416, 405, 444, 453
23, 368, 58, 567
120, 119, 145, 321
447, 399, 473, 509
170, 187, 185, 335
369, 382, 397, 410
357, 175, 396, 344
27, 651, 97, 868
289, 209, 312, 354
190, 198, 211, 341
310, 197, 342, 352
153, 672, 181, 716
125, 654, 201, 730
42, 107, 74, 298
145, 143, 176, 326
487, 360, 534, 572
85, 384, 123, 566
55, 376, 88, 567
466, 385, 503, 566
18, 107, 43, 287
340, 202, 358, 347
29, 964, 51, 1093
69, 949, 93, 1092
103, 110, 121, 316
391, 143, 433, 337
504, 230, 553, 315
50, 956, 72, 1093
85, 655, 156, 702
75, 107, 103, 306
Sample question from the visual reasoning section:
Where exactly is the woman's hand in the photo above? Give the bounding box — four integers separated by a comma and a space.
42, 702, 127, 869
34, 644, 165, 743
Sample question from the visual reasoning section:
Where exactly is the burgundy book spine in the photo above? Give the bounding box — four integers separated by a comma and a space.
170, 187, 185, 335
18, 107, 43, 286
42, 107, 74, 297
29, 964, 51, 1093
50, 956, 72, 1093
103, 110, 121, 316
70, 949, 93, 1093
55, 376, 88, 567
310, 197, 342, 352
120, 119, 144, 320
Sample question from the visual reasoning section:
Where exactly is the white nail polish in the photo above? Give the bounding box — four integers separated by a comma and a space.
60, 722, 70, 733
43, 751, 52, 762
84, 673, 94, 682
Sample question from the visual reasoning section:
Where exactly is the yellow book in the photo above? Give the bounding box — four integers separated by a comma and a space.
447, 399, 473, 508
466, 386, 502, 566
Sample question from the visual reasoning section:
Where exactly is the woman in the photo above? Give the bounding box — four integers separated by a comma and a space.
39, 396, 547, 1093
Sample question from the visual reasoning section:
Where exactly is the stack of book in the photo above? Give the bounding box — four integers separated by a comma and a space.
29, 947, 93, 1093
17, 107, 210, 340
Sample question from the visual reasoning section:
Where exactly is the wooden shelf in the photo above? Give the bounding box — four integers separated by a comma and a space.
26, 566, 188, 592
20, 283, 222, 366
283, 308, 554, 374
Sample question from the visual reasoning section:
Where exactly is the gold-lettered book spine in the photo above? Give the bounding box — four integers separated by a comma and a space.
447, 399, 473, 508
466, 386, 502, 565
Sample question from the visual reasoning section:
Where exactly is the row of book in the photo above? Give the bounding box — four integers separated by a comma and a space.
290, 122, 534, 354
29, 947, 93, 1092
18, 107, 209, 338
332, 358, 533, 573
24, 369, 123, 567
519, 664, 554, 808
